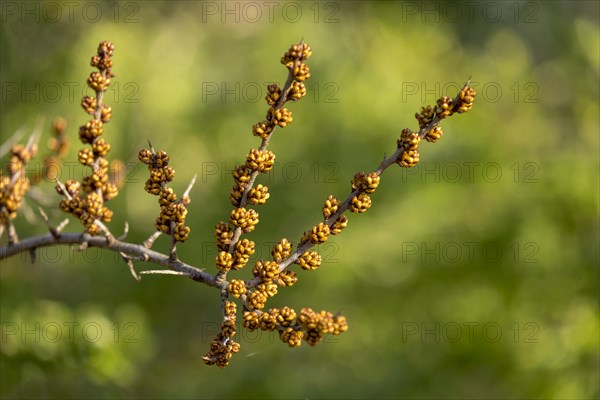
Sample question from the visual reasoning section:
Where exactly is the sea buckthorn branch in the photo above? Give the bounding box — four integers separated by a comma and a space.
30, 117, 69, 185
331, 80, 475, 219
202, 46, 476, 367
0, 230, 217, 286
0, 132, 39, 243
203, 42, 312, 367
0, 40, 477, 369
224, 43, 310, 245
213, 41, 312, 286
222, 79, 475, 366
245, 79, 476, 289
23, 118, 70, 214
55, 41, 119, 236
0, 42, 215, 285
18, 117, 69, 223
138, 143, 195, 261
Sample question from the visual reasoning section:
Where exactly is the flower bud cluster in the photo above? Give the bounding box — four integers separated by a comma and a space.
396, 128, 421, 168
203, 299, 241, 368
416, 85, 477, 143
56, 41, 118, 235
30, 118, 70, 184
202, 333, 240, 368
0, 143, 38, 228
139, 148, 190, 242
242, 306, 347, 348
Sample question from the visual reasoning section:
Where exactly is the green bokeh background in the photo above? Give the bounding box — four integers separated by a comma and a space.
1, 1, 598, 399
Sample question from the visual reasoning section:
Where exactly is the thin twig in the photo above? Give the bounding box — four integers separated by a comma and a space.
55, 218, 70, 234
7, 221, 18, 244
39, 207, 60, 238
94, 220, 116, 245
117, 222, 129, 241
120, 252, 141, 281
54, 179, 73, 201
183, 174, 197, 198
140, 269, 191, 277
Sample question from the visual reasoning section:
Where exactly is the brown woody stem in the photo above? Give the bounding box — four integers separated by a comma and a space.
0, 232, 220, 288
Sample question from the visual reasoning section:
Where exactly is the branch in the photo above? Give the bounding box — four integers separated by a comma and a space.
0, 232, 219, 288
0, 40, 476, 369
226, 65, 298, 253
245, 78, 475, 287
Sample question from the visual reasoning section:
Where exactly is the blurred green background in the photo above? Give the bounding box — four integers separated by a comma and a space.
1, 1, 598, 398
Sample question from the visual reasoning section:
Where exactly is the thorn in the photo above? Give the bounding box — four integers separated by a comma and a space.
79, 233, 91, 251
139, 270, 191, 277
117, 222, 129, 241
7, 221, 18, 244
39, 207, 60, 238
56, 219, 70, 234
183, 174, 197, 199
38, 207, 48, 221
120, 252, 141, 282
464, 76, 472, 88
55, 179, 73, 201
